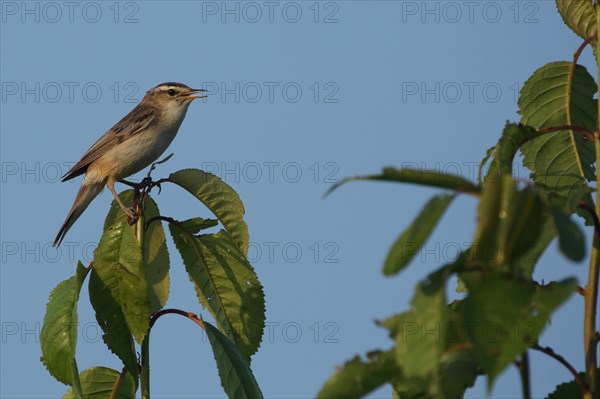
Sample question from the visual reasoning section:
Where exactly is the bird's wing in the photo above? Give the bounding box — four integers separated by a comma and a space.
61, 105, 158, 181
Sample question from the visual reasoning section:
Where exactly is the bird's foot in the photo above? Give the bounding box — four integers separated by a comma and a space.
124, 207, 138, 225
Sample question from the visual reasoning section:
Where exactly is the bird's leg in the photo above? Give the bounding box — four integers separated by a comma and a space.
107, 178, 137, 222
119, 179, 140, 189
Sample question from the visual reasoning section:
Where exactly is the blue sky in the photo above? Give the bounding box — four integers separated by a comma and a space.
0, 1, 596, 398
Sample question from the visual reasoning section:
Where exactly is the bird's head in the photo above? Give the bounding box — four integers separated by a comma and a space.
144, 82, 206, 113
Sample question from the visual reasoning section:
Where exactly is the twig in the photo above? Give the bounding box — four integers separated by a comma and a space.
108, 368, 127, 399
141, 336, 150, 399
532, 344, 589, 396
573, 35, 597, 62
119, 154, 173, 197
138, 307, 207, 399
146, 153, 174, 180
119, 177, 170, 195
537, 125, 596, 141
516, 352, 531, 399
144, 215, 180, 230
150, 308, 206, 331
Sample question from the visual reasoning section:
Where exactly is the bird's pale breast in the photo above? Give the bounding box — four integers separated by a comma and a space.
85, 122, 181, 184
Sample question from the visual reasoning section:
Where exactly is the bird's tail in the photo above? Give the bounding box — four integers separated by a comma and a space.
53, 182, 104, 247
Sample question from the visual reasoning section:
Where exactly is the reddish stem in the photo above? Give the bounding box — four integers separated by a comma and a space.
149, 308, 206, 331
532, 344, 589, 396
537, 125, 596, 141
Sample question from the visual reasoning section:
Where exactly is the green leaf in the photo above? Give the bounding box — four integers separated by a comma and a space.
437, 301, 480, 399
203, 320, 264, 399
513, 220, 556, 277
483, 123, 538, 183
104, 191, 170, 313
546, 370, 598, 399
143, 196, 170, 313
63, 367, 136, 399
497, 184, 546, 264
88, 270, 138, 385
391, 378, 430, 399
94, 216, 150, 344
470, 175, 546, 266
532, 279, 578, 329
463, 274, 533, 389
169, 226, 265, 360
377, 312, 412, 340
381, 305, 479, 399
383, 194, 454, 276
549, 206, 586, 261
396, 268, 449, 381
41, 262, 90, 385
169, 169, 249, 255
438, 349, 479, 399
324, 167, 480, 197
547, 378, 584, 399
470, 175, 503, 265
556, 0, 597, 40
519, 61, 596, 211
180, 217, 219, 234
70, 359, 83, 398
478, 145, 496, 186
463, 273, 576, 390
317, 350, 398, 399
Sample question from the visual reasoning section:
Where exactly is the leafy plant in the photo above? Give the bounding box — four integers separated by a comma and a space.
320, 2, 600, 398
41, 157, 265, 398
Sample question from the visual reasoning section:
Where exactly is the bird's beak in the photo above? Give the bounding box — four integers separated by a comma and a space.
182, 89, 208, 100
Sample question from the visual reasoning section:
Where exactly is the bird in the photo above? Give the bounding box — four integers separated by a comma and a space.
53, 82, 206, 247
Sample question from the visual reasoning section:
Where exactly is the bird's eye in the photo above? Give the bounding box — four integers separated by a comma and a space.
167, 89, 176, 96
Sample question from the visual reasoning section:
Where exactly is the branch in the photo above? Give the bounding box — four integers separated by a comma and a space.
587, 18, 600, 397
532, 344, 589, 396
